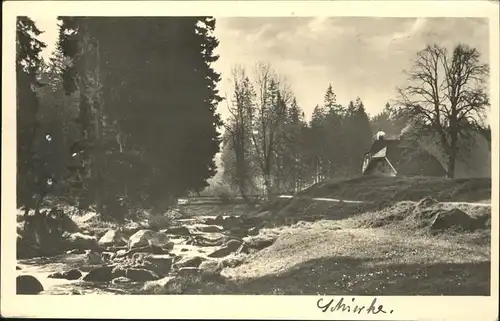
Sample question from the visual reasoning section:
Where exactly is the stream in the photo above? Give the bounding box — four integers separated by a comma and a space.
16, 215, 240, 295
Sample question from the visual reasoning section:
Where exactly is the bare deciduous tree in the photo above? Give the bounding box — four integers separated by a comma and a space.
397, 43, 489, 178
249, 62, 291, 198
223, 65, 254, 200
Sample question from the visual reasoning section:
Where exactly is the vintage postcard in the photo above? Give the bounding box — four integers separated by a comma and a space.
2, 0, 499, 320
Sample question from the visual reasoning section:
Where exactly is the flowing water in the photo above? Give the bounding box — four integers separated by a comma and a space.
16, 216, 230, 295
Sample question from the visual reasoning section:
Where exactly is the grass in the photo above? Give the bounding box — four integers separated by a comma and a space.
141, 223, 490, 295
345, 200, 491, 232
253, 176, 491, 226
19, 176, 493, 295
296, 176, 491, 202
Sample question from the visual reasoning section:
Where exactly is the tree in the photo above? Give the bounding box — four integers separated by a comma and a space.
35, 51, 81, 202
222, 66, 256, 199
342, 97, 372, 175
58, 17, 224, 217
16, 16, 47, 216
281, 98, 308, 191
308, 104, 328, 182
246, 62, 292, 198
397, 43, 489, 178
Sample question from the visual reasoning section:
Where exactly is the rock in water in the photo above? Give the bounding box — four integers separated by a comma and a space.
143, 254, 174, 277
208, 239, 243, 258
48, 269, 82, 280
111, 266, 127, 278
82, 266, 114, 282
173, 256, 206, 269
128, 230, 173, 250
222, 216, 244, 230
85, 250, 103, 264
214, 215, 225, 225
65, 232, 100, 251
161, 226, 191, 236
193, 224, 224, 233
98, 229, 128, 247
125, 268, 160, 282
16, 275, 44, 294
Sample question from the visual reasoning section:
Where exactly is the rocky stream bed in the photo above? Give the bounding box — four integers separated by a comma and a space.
16, 212, 275, 295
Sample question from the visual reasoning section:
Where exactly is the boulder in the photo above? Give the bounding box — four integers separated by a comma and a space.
142, 276, 174, 292
430, 208, 476, 231
161, 226, 191, 236
199, 260, 223, 276
17, 234, 40, 259
202, 217, 217, 225
111, 266, 127, 278
128, 230, 173, 250
143, 254, 174, 276
48, 269, 82, 280
98, 229, 128, 247
474, 215, 491, 229
222, 216, 244, 230
208, 239, 243, 258
187, 234, 228, 247
244, 236, 275, 252
84, 250, 103, 264
173, 255, 206, 269
125, 268, 160, 282
16, 275, 44, 294
227, 227, 248, 238
64, 232, 100, 251
214, 215, 225, 225
82, 266, 114, 282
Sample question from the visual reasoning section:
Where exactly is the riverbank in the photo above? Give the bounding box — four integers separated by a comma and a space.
16, 176, 492, 295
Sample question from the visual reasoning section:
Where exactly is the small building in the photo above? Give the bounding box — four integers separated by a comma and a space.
362, 132, 446, 177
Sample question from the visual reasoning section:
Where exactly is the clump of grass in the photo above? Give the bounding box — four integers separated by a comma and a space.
142, 274, 239, 294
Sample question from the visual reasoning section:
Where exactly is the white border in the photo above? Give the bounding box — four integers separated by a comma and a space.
2, 1, 499, 320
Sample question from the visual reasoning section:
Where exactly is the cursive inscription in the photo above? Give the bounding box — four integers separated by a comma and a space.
317, 297, 393, 315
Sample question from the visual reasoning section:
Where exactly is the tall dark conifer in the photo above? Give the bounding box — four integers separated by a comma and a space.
16, 17, 47, 214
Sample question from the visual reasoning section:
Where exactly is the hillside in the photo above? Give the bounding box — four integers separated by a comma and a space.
257, 176, 491, 224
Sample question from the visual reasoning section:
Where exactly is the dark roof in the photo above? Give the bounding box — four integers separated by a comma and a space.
364, 138, 446, 176
368, 138, 401, 158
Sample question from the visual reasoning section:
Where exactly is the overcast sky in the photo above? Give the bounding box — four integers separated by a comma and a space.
33, 16, 489, 120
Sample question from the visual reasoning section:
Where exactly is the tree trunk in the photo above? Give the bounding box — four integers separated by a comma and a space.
446, 149, 456, 178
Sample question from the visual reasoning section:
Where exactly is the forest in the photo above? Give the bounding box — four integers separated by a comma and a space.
17, 16, 492, 221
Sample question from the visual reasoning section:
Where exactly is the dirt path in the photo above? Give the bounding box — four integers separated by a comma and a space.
278, 195, 491, 206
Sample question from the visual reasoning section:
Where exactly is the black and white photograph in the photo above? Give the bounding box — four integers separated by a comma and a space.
2, 1, 499, 320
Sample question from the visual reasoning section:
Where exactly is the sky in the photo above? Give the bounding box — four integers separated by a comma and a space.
32, 16, 489, 122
